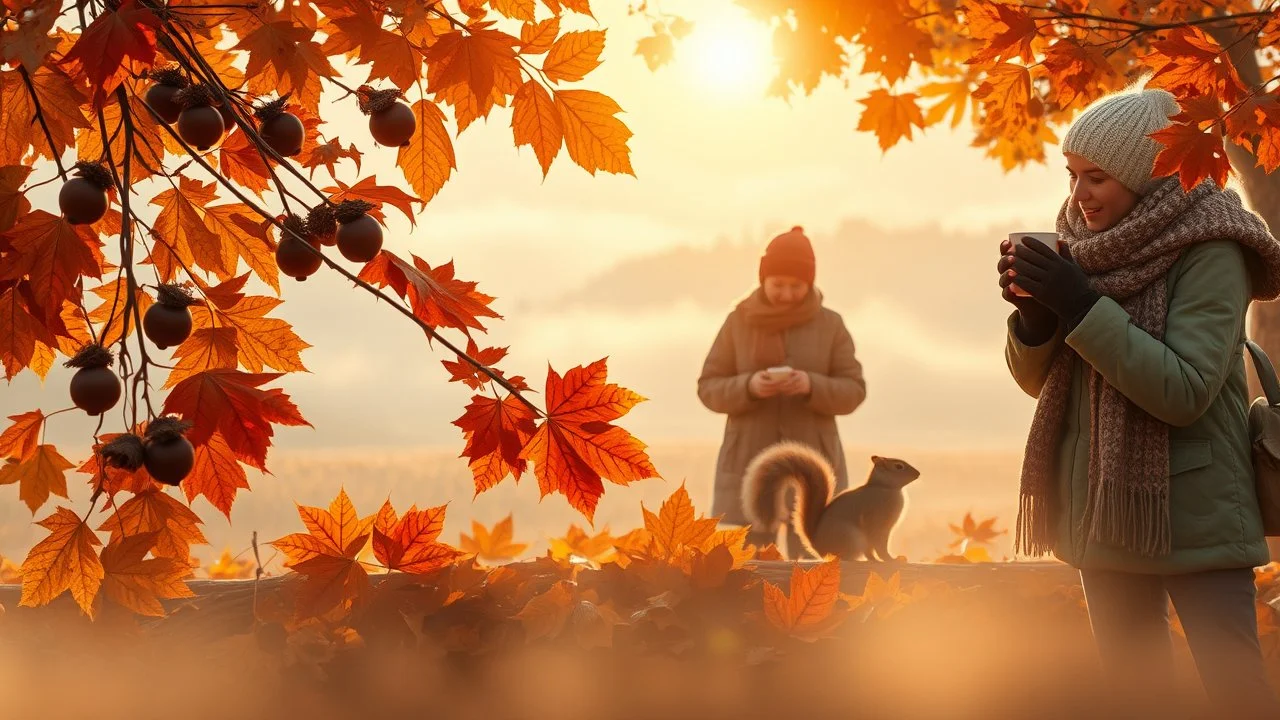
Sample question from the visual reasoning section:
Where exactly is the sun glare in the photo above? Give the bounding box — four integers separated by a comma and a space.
685, 10, 774, 95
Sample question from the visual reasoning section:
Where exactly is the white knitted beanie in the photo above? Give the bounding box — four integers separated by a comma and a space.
1062, 86, 1181, 195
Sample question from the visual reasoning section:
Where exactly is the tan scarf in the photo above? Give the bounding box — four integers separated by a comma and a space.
736, 287, 823, 369
1017, 178, 1280, 558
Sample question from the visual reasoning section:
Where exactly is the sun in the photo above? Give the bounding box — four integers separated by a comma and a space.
684, 10, 774, 95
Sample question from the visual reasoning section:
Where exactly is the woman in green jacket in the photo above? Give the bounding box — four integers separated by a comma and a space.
1000, 86, 1280, 716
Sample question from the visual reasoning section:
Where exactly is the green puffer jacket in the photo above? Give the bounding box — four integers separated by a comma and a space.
1006, 240, 1270, 574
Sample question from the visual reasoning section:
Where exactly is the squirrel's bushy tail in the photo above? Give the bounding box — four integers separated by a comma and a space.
741, 441, 835, 547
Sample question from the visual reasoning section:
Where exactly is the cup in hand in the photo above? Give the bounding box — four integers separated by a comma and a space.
1007, 232, 1062, 297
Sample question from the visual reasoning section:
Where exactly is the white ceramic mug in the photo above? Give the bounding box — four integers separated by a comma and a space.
1007, 232, 1062, 297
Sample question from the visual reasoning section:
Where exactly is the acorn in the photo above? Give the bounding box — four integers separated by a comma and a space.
143, 283, 196, 350
334, 199, 382, 263
275, 214, 322, 281
357, 85, 415, 148
58, 161, 113, 226
144, 64, 190, 124
142, 416, 194, 486
254, 96, 305, 157
64, 343, 121, 416
305, 203, 337, 247
175, 84, 225, 151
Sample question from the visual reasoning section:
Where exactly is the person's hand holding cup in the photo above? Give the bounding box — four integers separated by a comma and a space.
999, 232, 1061, 345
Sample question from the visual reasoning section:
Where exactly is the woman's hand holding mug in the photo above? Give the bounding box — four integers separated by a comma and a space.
999, 235, 1059, 345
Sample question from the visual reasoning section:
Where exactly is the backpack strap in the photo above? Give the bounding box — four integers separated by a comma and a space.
1245, 338, 1280, 407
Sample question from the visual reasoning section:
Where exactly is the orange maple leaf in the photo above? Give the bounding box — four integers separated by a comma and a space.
442, 338, 525, 391
518, 359, 658, 521
547, 524, 621, 565
0, 409, 44, 460
149, 177, 227, 280
1151, 121, 1231, 193
543, 30, 605, 83
87, 277, 154, 348
59, 0, 160, 108
516, 579, 575, 640
856, 89, 927, 152
513, 80, 563, 178
396, 100, 456, 205
236, 19, 335, 114
455, 393, 539, 493
185, 280, 310, 376
203, 204, 280, 292
164, 327, 240, 389
763, 558, 844, 638
459, 513, 529, 563
271, 488, 374, 615
640, 482, 718, 561
217, 128, 274, 196
0, 444, 72, 514
0, 285, 55, 379
554, 89, 634, 176
98, 486, 208, 562
19, 506, 104, 617
0, 166, 33, 233
372, 501, 464, 573
966, 2, 1039, 64
1145, 26, 1246, 105
947, 511, 1007, 549
161, 369, 311, 470
325, 175, 423, 227
100, 531, 196, 617
358, 251, 500, 336
304, 138, 362, 180
426, 28, 522, 128
0, 210, 105, 322
521, 17, 561, 55
183, 431, 252, 521
205, 548, 255, 580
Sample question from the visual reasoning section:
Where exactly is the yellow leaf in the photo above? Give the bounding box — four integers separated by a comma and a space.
19, 506, 103, 617
856, 89, 926, 151
457, 513, 529, 563
554, 89, 634, 176
397, 100, 456, 205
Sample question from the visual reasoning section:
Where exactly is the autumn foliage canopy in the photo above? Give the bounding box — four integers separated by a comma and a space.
0, 0, 656, 619
4, 0, 1280, 630
634, 0, 1280, 192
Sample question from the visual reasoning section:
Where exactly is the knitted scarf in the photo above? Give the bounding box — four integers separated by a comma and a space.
736, 287, 823, 369
1017, 177, 1280, 558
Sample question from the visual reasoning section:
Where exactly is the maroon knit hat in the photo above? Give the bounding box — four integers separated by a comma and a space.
758, 226, 815, 284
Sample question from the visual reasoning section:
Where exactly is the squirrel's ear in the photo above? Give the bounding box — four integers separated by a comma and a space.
870, 455, 881, 463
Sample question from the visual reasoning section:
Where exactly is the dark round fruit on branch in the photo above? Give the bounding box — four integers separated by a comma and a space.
369, 101, 416, 147
143, 303, 193, 350
177, 105, 225, 151
69, 366, 121, 416
58, 177, 108, 225
215, 100, 237, 132
145, 83, 183, 124
260, 111, 305, 157
336, 214, 383, 263
144, 434, 194, 486
276, 234, 322, 281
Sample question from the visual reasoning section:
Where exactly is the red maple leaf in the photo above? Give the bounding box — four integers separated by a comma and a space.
442, 338, 528, 391
358, 251, 500, 336
59, 0, 161, 108
371, 502, 464, 573
454, 393, 538, 494
1151, 121, 1231, 192
161, 369, 311, 470
0, 210, 105, 322
325, 175, 422, 227
518, 359, 658, 521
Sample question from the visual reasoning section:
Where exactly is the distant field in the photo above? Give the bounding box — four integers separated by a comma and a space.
0, 442, 1025, 569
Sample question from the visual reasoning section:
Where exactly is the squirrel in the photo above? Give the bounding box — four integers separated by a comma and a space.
741, 441, 921, 561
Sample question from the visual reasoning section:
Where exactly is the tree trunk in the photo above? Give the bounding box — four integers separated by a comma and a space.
1208, 21, 1280, 560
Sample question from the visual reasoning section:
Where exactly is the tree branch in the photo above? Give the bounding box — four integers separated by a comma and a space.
129, 89, 543, 417
18, 66, 68, 181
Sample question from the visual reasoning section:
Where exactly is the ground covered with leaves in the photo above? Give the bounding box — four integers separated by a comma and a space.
3, 485, 1279, 719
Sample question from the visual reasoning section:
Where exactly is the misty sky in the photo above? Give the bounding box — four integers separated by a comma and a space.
4, 0, 1083, 465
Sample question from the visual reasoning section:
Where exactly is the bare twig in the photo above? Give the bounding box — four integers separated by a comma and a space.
18, 66, 68, 180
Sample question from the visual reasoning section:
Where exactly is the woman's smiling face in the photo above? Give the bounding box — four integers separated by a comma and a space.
1065, 152, 1140, 232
